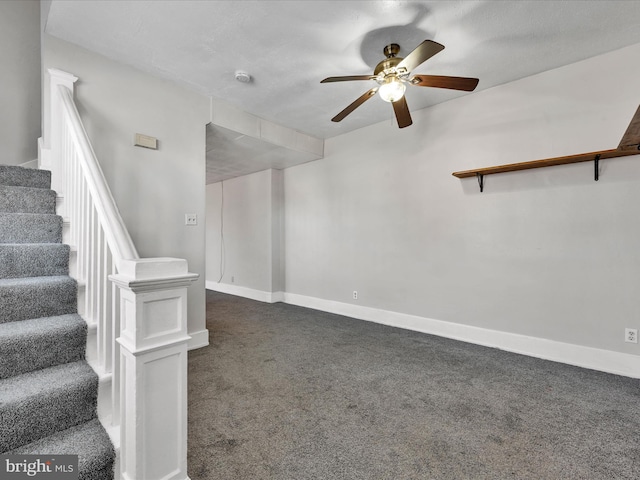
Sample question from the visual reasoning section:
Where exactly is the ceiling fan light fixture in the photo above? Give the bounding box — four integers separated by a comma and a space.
320, 39, 478, 128
378, 76, 406, 103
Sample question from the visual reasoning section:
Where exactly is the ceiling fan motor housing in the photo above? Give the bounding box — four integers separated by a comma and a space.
374, 44, 408, 78
374, 56, 403, 76
383, 43, 400, 58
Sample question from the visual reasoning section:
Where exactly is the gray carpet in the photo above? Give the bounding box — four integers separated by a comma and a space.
0, 314, 86, 379
9, 419, 115, 480
0, 243, 70, 279
0, 165, 51, 189
0, 165, 114, 479
0, 360, 98, 452
188, 290, 640, 480
0, 212, 63, 243
0, 275, 78, 323
0, 185, 57, 214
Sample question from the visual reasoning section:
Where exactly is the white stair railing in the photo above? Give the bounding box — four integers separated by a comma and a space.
41, 68, 196, 480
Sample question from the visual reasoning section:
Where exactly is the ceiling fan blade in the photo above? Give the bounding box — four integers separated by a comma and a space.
396, 40, 444, 73
392, 96, 412, 128
410, 75, 479, 91
331, 88, 378, 122
321, 75, 376, 83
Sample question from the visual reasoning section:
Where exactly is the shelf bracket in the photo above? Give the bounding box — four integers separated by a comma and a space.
594, 154, 601, 181
476, 172, 484, 192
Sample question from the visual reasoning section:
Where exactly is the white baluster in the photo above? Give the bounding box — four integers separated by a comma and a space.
110, 255, 121, 426
96, 225, 106, 371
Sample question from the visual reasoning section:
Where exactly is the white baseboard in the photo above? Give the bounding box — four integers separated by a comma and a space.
187, 329, 209, 350
205, 280, 283, 304
283, 292, 640, 379
271, 291, 285, 303
203, 283, 639, 378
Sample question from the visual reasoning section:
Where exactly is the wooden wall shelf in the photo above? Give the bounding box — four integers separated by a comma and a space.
452, 105, 640, 192
452, 148, 639, 178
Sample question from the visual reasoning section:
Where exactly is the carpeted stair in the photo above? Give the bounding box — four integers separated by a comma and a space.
0, 164, 115, 479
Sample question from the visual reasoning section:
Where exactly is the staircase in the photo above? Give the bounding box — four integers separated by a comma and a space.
0, 164, 115, 479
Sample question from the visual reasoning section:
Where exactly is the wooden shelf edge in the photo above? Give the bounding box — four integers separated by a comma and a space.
452, 148, 640, 179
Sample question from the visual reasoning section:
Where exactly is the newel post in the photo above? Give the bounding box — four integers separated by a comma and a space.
41, 68, 78, 194
109, 258, 198, 480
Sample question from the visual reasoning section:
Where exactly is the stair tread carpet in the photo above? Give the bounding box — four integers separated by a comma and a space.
0, 185, 57, 214
0, 212, 62, 243
0, 275, 77, 324
7, 418, 115, 480
0, 165, 115, 478
0, 360, 98, 452
0, 314, 86, 379
0, 243, 69, 279
0, 165, 51, 189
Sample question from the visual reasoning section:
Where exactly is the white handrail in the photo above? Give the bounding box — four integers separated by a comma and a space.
57, 84, 139, 267
45, 68, 194, 480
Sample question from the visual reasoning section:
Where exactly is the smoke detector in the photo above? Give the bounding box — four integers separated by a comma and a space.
235, 71, 251, 83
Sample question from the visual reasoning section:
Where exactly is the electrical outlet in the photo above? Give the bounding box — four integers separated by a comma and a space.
185, 213, 197, 226
625, 328, 638, 344
231, 276, 235, 283
353, 291, 358, 300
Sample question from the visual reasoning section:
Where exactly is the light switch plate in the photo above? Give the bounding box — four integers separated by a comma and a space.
185, 214, 197, 226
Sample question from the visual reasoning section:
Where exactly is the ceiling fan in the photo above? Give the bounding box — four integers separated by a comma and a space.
321, 40, 479, 128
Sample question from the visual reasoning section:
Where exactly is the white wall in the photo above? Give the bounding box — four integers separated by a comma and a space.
0, 0, 41, 166
43, 35, 209, 345
284, 42, 640, 360
205, 42, 640, 376
206, 169, 283, 301
271, 169, 284, 293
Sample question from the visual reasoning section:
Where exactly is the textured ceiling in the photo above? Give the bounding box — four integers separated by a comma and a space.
45, 1, 640, 181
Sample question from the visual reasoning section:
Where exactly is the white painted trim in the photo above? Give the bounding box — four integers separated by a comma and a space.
114, 264, 192, 480
283, 292, 640, 379
205, 280, 283, 303
187, 329, 210, 350
203, 285, 639, 377
18, 159, 38, 169
271, 291, 285, 303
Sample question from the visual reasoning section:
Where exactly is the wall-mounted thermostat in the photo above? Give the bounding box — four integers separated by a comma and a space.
134, 133, 158, 150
